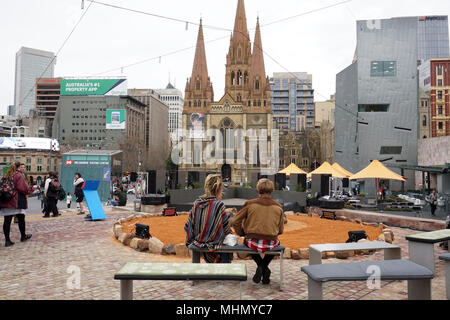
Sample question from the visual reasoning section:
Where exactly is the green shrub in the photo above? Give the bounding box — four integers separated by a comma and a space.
357, 193, 366, 197
193, 183, 202, 189
242, 182, 252, 188
296, 184, 304, 192
344, 204, 355, 210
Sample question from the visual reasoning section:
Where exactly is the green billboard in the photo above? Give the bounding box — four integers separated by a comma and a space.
60, 79, 127, 96
106, 109, 126, 129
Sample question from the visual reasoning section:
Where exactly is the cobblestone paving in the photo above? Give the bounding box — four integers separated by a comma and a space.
0, 208, 447, 300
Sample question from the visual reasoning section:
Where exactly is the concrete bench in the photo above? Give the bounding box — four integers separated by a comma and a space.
189, 243, 285, 290
114, 262, 247, 300
309, 241, 402, 265
406, 229, 450, 273
439, 253, 450, 300
301, 259, 434, 300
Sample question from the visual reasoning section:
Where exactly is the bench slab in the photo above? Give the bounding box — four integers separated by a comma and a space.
114, 262, 247, 281
440, 253, 450, 262
188, 243, 285, 253
301, 259, 433, 282
310, 241, 399, 253
406, 229, 450, 244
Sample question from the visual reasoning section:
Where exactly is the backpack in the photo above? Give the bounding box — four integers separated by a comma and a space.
0, 176, 16, 203
58, 187, 66, 201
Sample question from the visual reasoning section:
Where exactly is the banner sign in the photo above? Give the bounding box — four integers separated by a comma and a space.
106, 109, 126, 129
102, 168, 111, 181
0, 137, 60, 151
60, 79, 127, 96
189, 112, 205, 139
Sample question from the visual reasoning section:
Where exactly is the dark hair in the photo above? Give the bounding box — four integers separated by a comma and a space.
75, 172, 82, 178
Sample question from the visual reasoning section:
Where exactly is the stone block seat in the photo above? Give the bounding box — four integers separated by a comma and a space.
439, 253, 450, 300
301, 259, 433, 300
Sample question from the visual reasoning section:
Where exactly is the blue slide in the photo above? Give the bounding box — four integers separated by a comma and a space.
83, 180, 106, 221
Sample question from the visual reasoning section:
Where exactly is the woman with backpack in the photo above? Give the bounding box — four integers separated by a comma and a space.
0, 162, 36, 247
74, 173, 86, 215
43, 172, 61, 218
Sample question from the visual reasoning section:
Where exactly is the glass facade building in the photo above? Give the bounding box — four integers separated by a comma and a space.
270, 72, 314, 132
418, 16, 449, 62
14, 47, 56, 117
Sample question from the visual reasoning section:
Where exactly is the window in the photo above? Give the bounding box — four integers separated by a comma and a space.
437, 91, 443, 100
371, 61, 397, 77
26, 165, 31, 171
380, 146, 402, 155
358, 104, 389, 112
37, 158, 42, 164
37, 165, 42, 172
438, 105, 443, 115
26, 158, 31, 164
437, 65, 443, 75
438, 79, 443, 86
438, 122, 443, 130
422, 115, 427, 126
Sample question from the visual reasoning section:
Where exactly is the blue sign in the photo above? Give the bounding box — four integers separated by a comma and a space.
102, 168, 111, 181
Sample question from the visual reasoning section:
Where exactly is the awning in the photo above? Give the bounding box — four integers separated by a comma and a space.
331, 163, 353, 178
307, 161, 347, 178
349, 160, 406, 181
278, 163, 308, 176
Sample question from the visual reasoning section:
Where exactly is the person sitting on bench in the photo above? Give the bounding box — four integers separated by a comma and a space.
231, 178, 285, 285
184, 174, 233, 263
111, 186, 127, 207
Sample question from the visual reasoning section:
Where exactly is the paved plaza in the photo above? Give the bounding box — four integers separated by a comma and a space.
0, 203, 448, 300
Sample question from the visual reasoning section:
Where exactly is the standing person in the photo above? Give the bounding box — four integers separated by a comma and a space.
44, 172, 61, 218
74, 173, 85, 215
66, 193, 72, 209
184, 174, 233, 263
0, 162, 35, 247
430, 189, 438, 216
231, 178, 284, 285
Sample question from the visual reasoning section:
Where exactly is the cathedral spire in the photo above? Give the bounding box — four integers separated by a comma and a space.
191, 19, 209, 82
232, 0, 250, 44
250, 17, 266, 81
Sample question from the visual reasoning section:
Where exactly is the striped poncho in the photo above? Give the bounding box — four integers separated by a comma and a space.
184, 196, 232, 253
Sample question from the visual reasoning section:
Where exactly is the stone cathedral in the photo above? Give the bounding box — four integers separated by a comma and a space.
179, 0, 276, 183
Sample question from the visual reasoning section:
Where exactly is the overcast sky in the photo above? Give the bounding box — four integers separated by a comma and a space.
1, 0, 449, 114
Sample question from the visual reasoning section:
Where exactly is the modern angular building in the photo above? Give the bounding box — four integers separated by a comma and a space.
335, 16, 449, 195
14, 47, 56, 117
270, 72, 315, 132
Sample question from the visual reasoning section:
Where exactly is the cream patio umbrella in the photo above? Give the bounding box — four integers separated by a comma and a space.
331, 163, 354, 178
307, 161, 347, 178
349, 160, 406, 200
278, 163, 308, 177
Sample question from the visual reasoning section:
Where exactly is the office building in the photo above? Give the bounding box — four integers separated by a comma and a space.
270, 72, 315, 132
14, 47, 56, 117
418, 58, 450, 137
154, 83, 184, 143
335, 16, 449, 195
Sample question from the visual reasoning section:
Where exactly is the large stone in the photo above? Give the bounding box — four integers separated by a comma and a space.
148, 237, 164, 254
285, 211, 295, 216
383, 231, 393, 243
377, 233, 386, 242
113, 225, 123, 238
299, 248, 309, 259
175, 243, 190, 257
162, 243, 176, 255
357, 238, 370, 254
130, 237, 140, 250
283, 248, 291, 259
291, 250, 301, 260
379, 223, 388, 230
336, 250, 355, 259
383, 228, 395, 241
237, 252, 251, 260
118, 233, 133, 246
337, 216, 347, 222
326, 251, 336, 259
138, 239, 149, 251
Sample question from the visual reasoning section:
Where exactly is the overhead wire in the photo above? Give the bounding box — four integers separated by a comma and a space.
17, 0, 94, 117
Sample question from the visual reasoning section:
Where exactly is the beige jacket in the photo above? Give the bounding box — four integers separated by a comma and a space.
231, 195, 284, 240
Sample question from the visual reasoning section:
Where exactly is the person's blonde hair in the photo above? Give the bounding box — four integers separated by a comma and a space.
204, 174, 223, 197
5, 161, 20, 179
257, 178, 274, 195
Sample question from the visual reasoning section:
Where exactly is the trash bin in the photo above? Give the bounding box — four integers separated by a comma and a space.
134, 199, 141, 212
